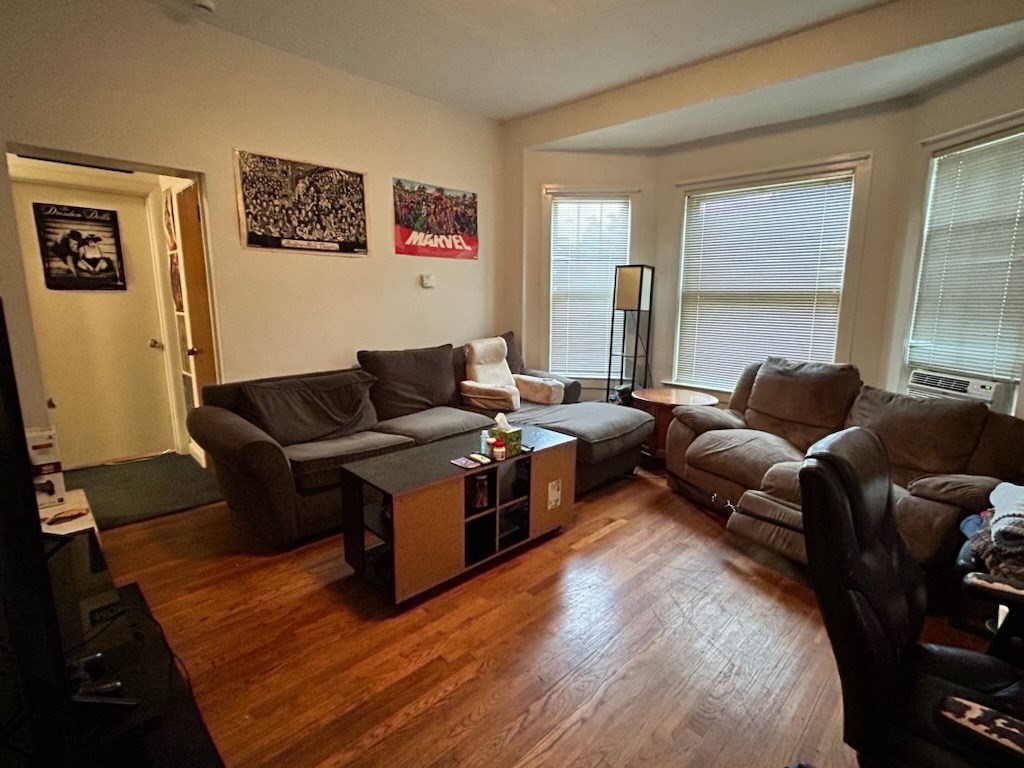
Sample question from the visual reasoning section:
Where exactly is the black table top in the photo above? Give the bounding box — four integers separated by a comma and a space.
342, 425, 575, 496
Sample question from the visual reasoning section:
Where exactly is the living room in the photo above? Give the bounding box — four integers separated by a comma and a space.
2, 1, 1024, 766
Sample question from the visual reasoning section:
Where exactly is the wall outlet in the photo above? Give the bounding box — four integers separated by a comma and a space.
547, 479, 561, 510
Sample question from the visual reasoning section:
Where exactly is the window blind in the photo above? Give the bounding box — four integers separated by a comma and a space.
907, 131, 1024, 381
549, 197, 630, 378
674, 174, 855, 391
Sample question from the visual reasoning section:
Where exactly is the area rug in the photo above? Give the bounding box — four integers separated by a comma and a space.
64, 453, 222, 530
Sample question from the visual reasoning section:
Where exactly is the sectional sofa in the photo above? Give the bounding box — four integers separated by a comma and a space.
666, 356, 1024, 596
187, 332, 653, 549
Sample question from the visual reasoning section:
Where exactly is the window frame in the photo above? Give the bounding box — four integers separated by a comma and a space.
903, 128, 1024, 387
668, 155, 872, 395
542, 187, 639, 382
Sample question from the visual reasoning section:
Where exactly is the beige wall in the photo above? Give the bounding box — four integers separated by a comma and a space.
0, 0, 501, 428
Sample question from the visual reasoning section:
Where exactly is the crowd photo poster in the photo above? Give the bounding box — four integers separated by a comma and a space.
32, 203, 126, 291
393, 178, 478, 259
235, 149, 368, 255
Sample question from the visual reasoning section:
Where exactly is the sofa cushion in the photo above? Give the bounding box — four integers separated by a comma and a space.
374, 406, 495, 445
284, 431, 414, 492
845, 386, 989, 476
760, 461, 804, 506
358, 344, 456, 420
507, 401, 653, 465
893, 487, 964, 565
501, 330, 525, 375
238, 369, 377, 447
686, 428, 804, 491
968, 412, 1024, 483
744, 357, 862, 451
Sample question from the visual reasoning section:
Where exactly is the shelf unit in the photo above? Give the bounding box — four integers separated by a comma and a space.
340, 426, 576, 604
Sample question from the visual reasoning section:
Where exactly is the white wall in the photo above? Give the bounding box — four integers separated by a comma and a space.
0, 0, 501, 428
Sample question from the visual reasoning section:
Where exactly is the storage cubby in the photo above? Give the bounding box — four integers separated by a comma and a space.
498, 500, 529, 551
497, 456, 531, 505
464, 467, 496, 517
464, 511, 497, 566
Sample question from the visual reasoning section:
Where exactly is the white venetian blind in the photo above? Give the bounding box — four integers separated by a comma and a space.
549, 196, 630, 377
674, 174, 854, 391
907, 131, 1024, 381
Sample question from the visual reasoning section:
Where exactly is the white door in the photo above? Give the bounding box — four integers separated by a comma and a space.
13, 181, 174, 469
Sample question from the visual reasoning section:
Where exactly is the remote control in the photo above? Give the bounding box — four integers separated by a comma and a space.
468, 453, 492, 464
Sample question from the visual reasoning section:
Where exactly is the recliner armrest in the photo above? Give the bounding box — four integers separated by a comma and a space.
671, 405, 746, 435
963, 572, 1024, 611
521, 367, 582, 404
908, 473, 1001, 511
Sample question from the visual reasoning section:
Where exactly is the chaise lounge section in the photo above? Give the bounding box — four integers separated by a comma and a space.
188, 332, 653, 549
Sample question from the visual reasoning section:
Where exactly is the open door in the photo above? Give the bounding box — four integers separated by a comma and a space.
173, 184, 217, 462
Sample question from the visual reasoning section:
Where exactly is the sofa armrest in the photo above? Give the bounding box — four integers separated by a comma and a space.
963, 572, 1024, 611
521, 367, 582, 404
187, 405, 283, 467
671, 405, 746, 435
907, 473, 1001, 512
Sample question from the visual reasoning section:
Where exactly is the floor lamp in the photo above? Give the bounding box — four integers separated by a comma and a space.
606, 264, 654, 403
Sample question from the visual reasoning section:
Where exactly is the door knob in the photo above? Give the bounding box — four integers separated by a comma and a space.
149, 338, 165, 350
187, 346, 200, 357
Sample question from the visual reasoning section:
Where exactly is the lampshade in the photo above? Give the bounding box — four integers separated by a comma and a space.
614, 265, 653, 311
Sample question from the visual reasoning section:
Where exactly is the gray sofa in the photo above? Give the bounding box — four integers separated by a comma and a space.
666, 357, 1024, 592
188, 332, 653, 549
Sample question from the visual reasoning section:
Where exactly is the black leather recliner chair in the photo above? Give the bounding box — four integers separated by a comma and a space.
799, 426, 1024, 767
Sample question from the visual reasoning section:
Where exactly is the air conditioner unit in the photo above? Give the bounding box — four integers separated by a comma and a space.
906, 369, 1015, 414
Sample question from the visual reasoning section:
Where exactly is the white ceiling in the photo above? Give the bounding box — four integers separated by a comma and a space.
541, 21, 1024, 152
152, 0, 885, 120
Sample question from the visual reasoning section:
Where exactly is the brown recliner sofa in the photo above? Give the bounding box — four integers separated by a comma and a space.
666, 357, 1024, 586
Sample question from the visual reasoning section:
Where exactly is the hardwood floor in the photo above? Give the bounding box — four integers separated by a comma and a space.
101, 469, 979, 767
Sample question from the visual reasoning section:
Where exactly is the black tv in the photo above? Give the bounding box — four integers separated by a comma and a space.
0, 298, 75, 766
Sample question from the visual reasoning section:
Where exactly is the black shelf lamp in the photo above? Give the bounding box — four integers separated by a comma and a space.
606, 264, 654, 404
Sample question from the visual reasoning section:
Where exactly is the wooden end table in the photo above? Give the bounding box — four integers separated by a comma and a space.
631, 387, 719, 462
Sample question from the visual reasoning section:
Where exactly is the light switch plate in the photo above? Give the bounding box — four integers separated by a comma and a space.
420, 273, 435, 288
547, 479, 561, 510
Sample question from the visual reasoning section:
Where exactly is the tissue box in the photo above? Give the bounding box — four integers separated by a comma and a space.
488, 425, 523, 457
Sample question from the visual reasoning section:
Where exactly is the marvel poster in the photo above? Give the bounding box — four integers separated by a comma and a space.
235, 149, 367, 255
32, 203, 126, 291
393, 178, 478, 259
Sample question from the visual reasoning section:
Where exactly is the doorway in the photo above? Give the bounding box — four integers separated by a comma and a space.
6, 150, 221, 527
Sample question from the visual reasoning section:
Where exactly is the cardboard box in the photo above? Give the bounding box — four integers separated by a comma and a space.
488, 425, 523, 457
26, 427, 66, 511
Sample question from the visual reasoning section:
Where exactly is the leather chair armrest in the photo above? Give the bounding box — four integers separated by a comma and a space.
521, 367, 582, 404
671, 405, 746, 435
908, 473, 1001, 512
963, 572, 1024, 611
938, 696, 1024, 762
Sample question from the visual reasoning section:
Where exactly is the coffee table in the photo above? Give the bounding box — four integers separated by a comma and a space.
340, 425, 576, 604
631, 387, 718, 461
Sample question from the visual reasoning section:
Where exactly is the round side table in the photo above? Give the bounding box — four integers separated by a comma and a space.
631, 387, 719, 462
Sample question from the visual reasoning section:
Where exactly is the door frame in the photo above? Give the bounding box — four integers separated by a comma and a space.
5, 144, 222, 463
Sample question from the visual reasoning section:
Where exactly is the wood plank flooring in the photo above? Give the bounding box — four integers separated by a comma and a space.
101, 469, 980, 767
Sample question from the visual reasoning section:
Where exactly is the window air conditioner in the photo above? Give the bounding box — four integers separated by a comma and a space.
906, 369, 1014, 414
